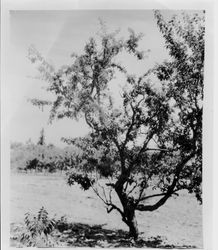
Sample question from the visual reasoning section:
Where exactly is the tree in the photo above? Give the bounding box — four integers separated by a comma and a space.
37, 128, 46, 146
28, 11, 205, 240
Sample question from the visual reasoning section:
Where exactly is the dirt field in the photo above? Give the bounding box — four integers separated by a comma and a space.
10, 174, 203, 248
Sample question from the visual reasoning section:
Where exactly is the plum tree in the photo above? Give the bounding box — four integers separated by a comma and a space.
28, 11, 204, 240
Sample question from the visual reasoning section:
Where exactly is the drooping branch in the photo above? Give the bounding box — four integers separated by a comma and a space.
136, 151, 196, 211
136, 191, 173, 212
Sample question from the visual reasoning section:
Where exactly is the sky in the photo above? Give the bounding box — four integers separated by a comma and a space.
8, 10, 173, 147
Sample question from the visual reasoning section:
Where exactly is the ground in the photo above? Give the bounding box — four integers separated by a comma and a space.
10, 174, 203, 248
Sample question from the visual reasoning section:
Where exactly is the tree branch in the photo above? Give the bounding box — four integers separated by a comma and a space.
137, 191, 179, 203
136, 185, 146, 204
136, 151, 195, 211
122, 102, 136, 149
99, 183, 109, 203
90, 183, 108, 205
124, 181, 129, 192
84, 113, 94, 129
145, 148, 171, 152
127, 183, 137, 196
106, 203, 124, 217
90, 180, 124, 218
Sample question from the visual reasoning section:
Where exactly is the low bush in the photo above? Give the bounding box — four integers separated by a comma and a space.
20, 207, 57, 247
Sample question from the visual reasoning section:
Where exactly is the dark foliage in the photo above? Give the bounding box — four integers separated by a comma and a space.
67, 173, 95, 190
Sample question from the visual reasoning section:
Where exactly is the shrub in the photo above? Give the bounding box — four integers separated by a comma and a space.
20, 207, 56, 247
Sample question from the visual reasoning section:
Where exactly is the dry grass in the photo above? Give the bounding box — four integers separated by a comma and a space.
10, 174, 203, 248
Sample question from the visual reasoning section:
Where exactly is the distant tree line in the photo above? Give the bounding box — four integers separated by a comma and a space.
10, 130, 81, 173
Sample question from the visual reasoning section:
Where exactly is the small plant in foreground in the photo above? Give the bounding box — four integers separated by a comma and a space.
20, 207, 56, 247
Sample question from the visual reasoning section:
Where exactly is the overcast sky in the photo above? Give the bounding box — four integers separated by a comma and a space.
9, 10, 180, 147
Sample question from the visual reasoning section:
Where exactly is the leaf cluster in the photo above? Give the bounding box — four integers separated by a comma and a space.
67, 172, 95, 190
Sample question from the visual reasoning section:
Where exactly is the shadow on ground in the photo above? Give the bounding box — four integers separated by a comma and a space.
53, 221, 197, 248
10, 221, 197, 248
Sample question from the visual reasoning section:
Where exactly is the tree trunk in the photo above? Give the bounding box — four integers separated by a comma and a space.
128, 214, 139, 240
124, 209, 139, 240
114, 171, 139, 240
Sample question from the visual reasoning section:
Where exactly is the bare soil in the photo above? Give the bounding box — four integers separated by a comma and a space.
10, 174, 203, 248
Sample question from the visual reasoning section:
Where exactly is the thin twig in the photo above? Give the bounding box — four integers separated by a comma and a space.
90, 183, 107, 205
98, 182, 108, 203
127, 183, 137, 196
